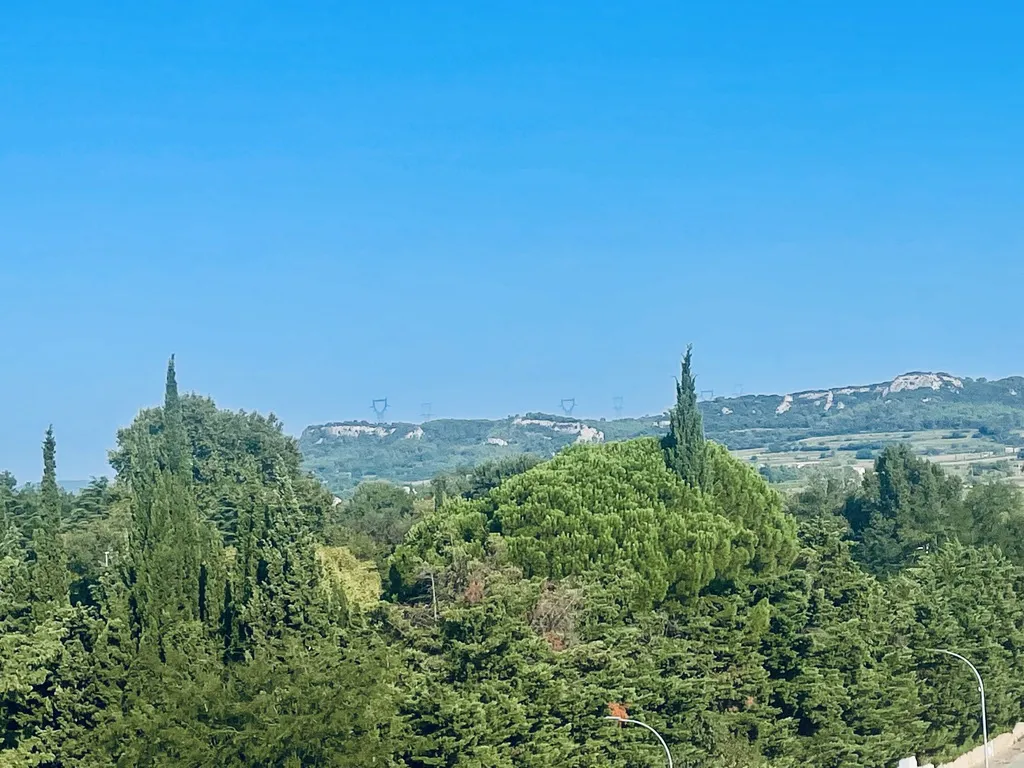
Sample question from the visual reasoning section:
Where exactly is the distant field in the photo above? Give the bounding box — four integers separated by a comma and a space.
739, 428, 1024, 490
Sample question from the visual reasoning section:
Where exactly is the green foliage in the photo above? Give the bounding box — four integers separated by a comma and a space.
7, 356, 1024, 766
317, 545, 382, 609
465, 453, 543, 499
111, 391, 331, 543
960, 481, 1024, 561
1, 358, 388, 766
340, 481, 416, 548
842, 445, 968, 575
117, 359, 219, 655
662, 346, 708, 487
704, 443, 798, 578
62, 478, 123, 607
99, 631, 396, 767
300, 418, 570, 495
395, 438, 796, 610
429, 454, 543, 510
756, 517, 926, 766
228, 462, 340, 655
890, 543, 1024, 762
29, 427, 69, 612
786, 467, 860, 522
758, 464, 800, 483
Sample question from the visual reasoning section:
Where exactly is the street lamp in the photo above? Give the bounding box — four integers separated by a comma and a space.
930, 649, 989, 768
604, 715, 674, 768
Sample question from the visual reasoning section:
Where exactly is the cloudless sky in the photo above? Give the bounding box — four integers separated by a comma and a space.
2, 1, 1023, 481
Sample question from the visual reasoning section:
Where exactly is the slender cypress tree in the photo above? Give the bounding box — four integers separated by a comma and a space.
39, 428, 59, 526
124, 357, 212, 654
30, 423, 68, 610
661, 345, 707, 488
164, 354, 184, 474
31, 426, 68, 608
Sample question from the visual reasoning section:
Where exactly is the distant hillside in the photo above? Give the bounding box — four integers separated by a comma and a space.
299, 372, 1024, 493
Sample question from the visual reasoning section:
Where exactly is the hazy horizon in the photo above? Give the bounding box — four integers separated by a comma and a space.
14, 362, 1022, 484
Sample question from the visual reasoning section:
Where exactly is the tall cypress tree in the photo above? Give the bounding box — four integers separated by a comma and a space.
662, 346, 707, 488
163, 354, 184, 474
124, 357, 212, 654
31, 426, 68, 609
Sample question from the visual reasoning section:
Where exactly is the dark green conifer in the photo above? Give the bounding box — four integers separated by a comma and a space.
124, 358, 212, 653
163, 354, 184, 474
0, 476, 22, 561
230, 458, 335, 652
662, 345, 708, 488
30, 427, 68, 609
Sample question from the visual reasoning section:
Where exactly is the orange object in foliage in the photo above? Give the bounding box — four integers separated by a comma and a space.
607, 702, 629, 721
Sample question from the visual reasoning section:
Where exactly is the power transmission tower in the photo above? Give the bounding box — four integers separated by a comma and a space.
560, 398, 576, 417
699, 389, 714, 402
371, 398, 389, 423
613, 396, 624, 418
421, 402, 433, 421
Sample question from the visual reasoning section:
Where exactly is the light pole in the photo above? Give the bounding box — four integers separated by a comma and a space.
931, 649, 989, 768
604, 715, 674, 768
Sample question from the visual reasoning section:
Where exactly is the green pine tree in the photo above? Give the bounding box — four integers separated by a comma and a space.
122, 358, 215, 655
662, 345, 708, 488
163, 354, 185, 474
230, 458, 338, 653
0, 495, 22, 563
30, 426, 69, 611
845, 445, 966, 575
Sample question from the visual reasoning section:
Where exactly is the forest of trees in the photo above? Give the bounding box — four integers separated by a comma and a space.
5, 355, 1024, 766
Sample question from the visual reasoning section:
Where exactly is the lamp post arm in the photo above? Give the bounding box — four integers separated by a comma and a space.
604, 716, 673, 768
931, 649, 989, 768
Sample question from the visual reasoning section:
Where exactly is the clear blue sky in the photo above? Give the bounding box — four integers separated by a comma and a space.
2, 1, 1023, 481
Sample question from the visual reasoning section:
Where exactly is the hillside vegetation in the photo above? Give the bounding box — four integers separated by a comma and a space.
5, 353, 1024, 765
301, 371, 1024, 493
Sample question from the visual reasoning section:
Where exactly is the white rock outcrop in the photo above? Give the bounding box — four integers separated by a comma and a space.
883, 373, 963, 397
513, 417, 604, 443
326, 424, 395, 438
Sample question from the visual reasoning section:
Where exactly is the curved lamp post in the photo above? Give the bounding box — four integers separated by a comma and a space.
604, 715, 673, 768
931, 649, 989, 768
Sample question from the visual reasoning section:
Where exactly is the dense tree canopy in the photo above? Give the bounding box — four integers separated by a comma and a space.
4, 355, 1024, 766
110, 390, 332, 543
0, 359, 389, 766
392, 437, 796, 611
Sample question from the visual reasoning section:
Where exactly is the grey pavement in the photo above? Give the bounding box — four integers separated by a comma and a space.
994, 748, 1024, 767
